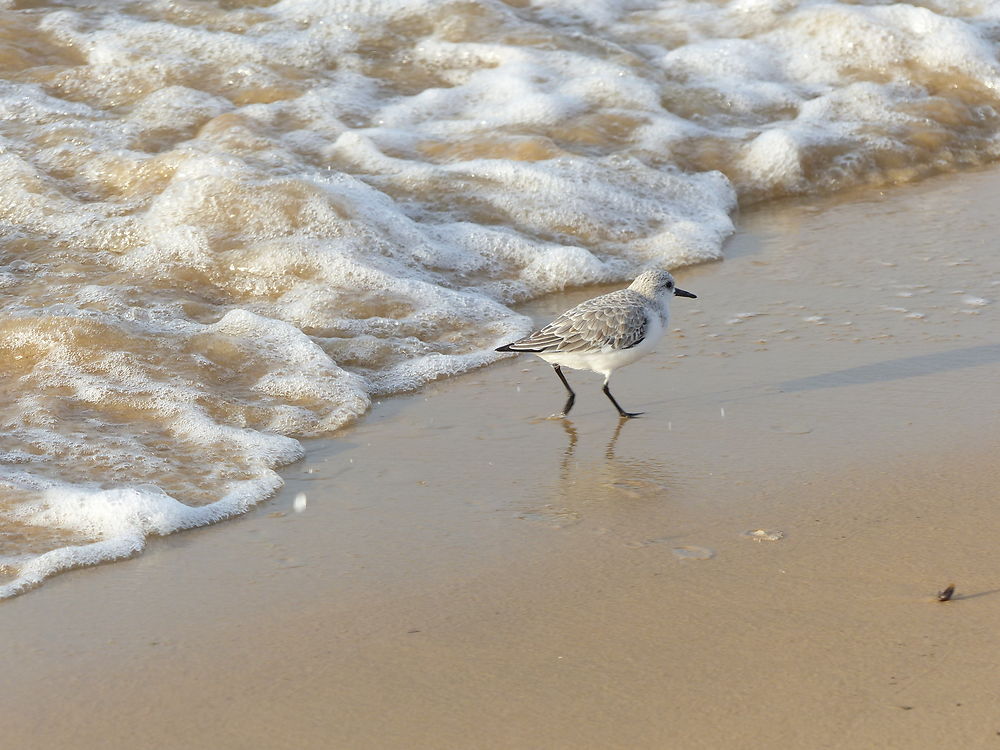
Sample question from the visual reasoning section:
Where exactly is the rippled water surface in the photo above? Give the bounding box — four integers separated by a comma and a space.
2, 0, 999, 595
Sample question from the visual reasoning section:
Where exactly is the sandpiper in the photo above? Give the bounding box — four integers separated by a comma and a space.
496, 269, 696, 418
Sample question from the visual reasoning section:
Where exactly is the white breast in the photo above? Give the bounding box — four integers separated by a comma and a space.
538, 307, 666, 377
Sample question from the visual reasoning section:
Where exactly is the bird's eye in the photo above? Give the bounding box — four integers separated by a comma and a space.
665, 281, 673, 290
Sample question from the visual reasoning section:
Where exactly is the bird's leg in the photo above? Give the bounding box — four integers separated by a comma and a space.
552, 364, 575, 417
602, 377, 643, 418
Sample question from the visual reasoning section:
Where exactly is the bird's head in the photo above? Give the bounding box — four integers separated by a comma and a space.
629, 269, 697, 301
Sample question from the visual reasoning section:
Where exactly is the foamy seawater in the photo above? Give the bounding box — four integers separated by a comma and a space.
2, 0, 999, 596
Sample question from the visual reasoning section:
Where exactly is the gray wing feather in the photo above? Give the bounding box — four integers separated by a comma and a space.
507, 290, 649, 353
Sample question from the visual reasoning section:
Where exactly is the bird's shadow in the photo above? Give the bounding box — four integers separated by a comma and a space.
680, 342, 1000, 410
776, 343, 1000, 393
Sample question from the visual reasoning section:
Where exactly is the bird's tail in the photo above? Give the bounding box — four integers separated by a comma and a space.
495, 342, 544, 353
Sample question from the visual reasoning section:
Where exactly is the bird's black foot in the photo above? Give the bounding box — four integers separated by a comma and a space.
603, 382, 641, 419
552, 366, 575, 418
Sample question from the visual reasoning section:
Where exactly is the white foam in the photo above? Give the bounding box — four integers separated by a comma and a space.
0, 477, 281, 598
963, 295, 990, 306
2, 0, 1000, 595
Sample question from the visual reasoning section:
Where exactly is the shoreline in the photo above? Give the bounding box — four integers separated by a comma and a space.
5, 165, 1000, 749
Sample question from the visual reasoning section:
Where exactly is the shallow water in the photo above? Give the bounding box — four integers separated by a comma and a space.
1, 0, 999, 596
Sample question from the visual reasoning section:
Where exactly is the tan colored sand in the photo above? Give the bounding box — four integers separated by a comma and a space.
4, 166, 1000, 749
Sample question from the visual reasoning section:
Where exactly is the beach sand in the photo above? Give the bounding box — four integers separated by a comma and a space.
5, 165, 1000, 749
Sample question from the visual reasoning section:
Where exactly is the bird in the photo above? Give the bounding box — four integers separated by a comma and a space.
496, 269, 697, 418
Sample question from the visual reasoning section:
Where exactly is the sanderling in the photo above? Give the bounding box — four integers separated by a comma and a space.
496, 269, 696, 418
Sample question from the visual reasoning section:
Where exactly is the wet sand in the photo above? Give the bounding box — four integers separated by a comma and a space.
5, 166, 1000, 749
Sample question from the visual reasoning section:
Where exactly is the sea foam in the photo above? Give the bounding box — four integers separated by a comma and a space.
1, 0, 999, 595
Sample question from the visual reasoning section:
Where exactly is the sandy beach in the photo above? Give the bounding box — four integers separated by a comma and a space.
5, 164, 1000, 749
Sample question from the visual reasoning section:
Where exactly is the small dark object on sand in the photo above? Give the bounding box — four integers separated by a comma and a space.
937, 584, 956, 602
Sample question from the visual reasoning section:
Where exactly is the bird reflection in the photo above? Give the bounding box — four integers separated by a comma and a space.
560, 416, 631, 475
516, 416, 677, 535
605, 416, 628, 460
560, 418, 579, 467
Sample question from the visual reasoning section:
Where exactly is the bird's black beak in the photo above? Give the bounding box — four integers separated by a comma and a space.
674, 288, 697, 299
